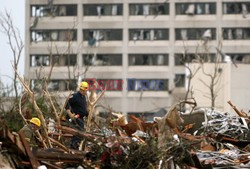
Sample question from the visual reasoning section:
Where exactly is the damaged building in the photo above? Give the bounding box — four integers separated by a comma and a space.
25, 0, 250, 119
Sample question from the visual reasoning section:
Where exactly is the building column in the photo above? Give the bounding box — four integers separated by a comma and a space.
168, 0, 176, 106
77, 0, 83, 82
122, 1, 129, 116
24, 0, 31, 78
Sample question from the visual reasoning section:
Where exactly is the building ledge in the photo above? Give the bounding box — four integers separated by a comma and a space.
127, 91, 169, 98
128, 15, 170, 21
85, 66, 123, 72
175, 15, 216, 21
30, 42, 78, 47
83, 16, 123, 21
174, 40, 217, 47
98, 91, 122, 98
222, 15, 249, 20
128, 66, 169, 72
31, 16, 77, 23
83, 41, 123, 47
222, 40, 250, 46
128, 41, 169, 47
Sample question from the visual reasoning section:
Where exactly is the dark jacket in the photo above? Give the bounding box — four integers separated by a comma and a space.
65, 91, 88, 118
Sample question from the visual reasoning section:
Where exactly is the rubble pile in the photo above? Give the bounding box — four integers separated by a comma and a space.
198, 110, 250, 141
0, 101, 250, 169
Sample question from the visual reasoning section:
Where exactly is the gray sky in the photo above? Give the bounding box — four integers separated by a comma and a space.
0, 0, 25, 85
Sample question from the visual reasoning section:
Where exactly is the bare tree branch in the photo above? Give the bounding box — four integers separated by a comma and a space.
0, 10, 24, 99
12, 64, 52, 148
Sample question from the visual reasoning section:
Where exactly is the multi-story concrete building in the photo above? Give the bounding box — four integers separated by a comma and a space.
25, 0, 250, 119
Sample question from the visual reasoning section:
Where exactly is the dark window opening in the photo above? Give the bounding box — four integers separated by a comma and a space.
127, 79, 168, 91
48, 80, 77, 91
176, 3, 216, 15
30, 55, 50, 67
30, 55, 77, 67
174, 74, 185, 88
228, 54, 250, 64
31, 30, 77, 42
175, 28, 216, 40
83, 54, 122, 66
129, 3, 169, 15
129, 29, 169, 41
31, 79, 77, 91
129, 54, 168, 66
83, 29, 122, 42
223, 2, 250, 16
223, 28, 250, 40
83, 4, 123, 16
31, 5, 77, 17
52, 55, 77, 66
174, 53, 216, 65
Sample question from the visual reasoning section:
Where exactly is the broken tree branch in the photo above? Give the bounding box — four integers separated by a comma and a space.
12, 64, 52, 148
43, 81, 60, 127
86, 90, 105, 131
227, 100, 248, 118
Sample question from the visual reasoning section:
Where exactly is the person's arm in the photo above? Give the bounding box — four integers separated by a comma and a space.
66, 109, 75, 119
65, 95, 75, 119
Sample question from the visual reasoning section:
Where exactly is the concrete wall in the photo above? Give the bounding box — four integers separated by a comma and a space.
231, 65, 250, 113
190, 63, 250, 115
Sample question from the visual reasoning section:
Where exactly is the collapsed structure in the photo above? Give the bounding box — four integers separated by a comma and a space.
0, 99, 250, 169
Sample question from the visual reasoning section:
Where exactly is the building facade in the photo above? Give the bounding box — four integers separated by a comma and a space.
25, 0, 250, 118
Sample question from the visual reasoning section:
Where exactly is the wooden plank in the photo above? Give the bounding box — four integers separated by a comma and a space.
56, 125, 96, 141
35, 150, 84, 163
19, 131, 40, 169
0, 123, 26, 154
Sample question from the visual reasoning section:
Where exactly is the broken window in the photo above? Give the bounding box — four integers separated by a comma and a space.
52, 55, 77, 66
175, 28, 216, 40
227, 54, 250, 64
31, 30, 77, 42
48, 80, 77, 91
83, 4, 123, 16
31, 5, 77, 17
83, 54, 122, 66
58, 30, 76, 41
64, 55, 77, 66
129, 29, 169, 41
223, 28, 250, 40
30, 79, 43, 92
31, 79, 76, 91
48, 80, 60, 91
174, 74, 185, 88
83, 29, 122, 43
30, 55, 77, 67
176, 3, 216, 15
127, 79, 168, 91
129, 3, 169, 15
174, 53, 216, 65
223, 2, 250, 16
30, 55, 50, 67
129, 54, 168, 66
